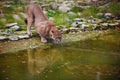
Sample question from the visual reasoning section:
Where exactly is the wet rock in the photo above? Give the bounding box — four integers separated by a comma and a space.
13, 14, 21, 20
18, 35, 29, 39
0, 36, 8, 41
9, 35, 19, 41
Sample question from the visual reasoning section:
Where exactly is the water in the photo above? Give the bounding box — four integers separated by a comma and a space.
0, 32, 120, 80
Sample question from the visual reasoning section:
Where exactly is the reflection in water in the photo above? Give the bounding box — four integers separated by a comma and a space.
0, 32, 120, 80
96, 72, 101, 80
27, 48, 63, 75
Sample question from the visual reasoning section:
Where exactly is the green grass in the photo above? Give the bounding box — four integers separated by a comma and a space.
47, 10, 77, 28
0, 20, 5, 29
81, 6, 99, 18
71, 6, 83, 13
108, 2, 120, 15
6, 14, 15, 23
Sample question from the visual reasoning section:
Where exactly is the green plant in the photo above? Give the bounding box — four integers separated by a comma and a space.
71, 6, 83, 13
6, 14, 15, 23
81, 6, 99, 18
0, 20, 5, 29
47, 10, 77, 26
108, 2, 120, 15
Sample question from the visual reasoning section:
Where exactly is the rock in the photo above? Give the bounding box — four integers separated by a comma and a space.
0, 29, 13, 35
101, 23, 109, 27
13, 14, 21, 20
71, 22, 79, 27
81, 24, 89, 29
69, 27, 79, 32
109, 23, 119, 26
61, 28, 70, 33
11, 25, 21, 31
6, 23, 17, 28
0, 36, 8, 41
65, 17, 70, 22
4, 5, 11, 8
0, 14, 5, 17
104, 13, 114, 19
68, 12, 76, 15
74, 18, 86, 22
59, 5, 70, 12
97, 13, 103, 17
18, 35, 29, 39
6, 23, 21, 31
49, 17, 54, 21
20, 12, 27, 18
50, 2, 59, 10
9, 35, 19, 41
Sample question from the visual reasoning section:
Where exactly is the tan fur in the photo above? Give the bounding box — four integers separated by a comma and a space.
26, 4, 61, 43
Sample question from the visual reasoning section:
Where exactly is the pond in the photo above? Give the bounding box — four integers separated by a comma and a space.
0, 31, 120, 80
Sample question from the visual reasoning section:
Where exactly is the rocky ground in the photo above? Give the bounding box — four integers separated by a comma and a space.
0, 1, 120, 41
0, 29, 118, 54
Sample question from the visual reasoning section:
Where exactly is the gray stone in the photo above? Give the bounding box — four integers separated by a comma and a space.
62, 28, 70, 33
59, 5, 70, 12
18, 35, 29, 39
104, 13, 114, 19
0, 14, 5, 17
0, 29, 13, 35
71, 22, 79, 27
6, 23, 17, 28
109, 23, 119, 26
49, 17, 54, 21
0, 36, 8, 41
74, 18, 86, 22
81, 24, 89, 29
68, 12, 76, 15
101, 23, 109, 26
13, 14, 21, 20
50, 2, 59, 10
20, 12, 27, 18
4, 5, 11, 8
9, 35, 19, 41
11, 25, 21, 31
